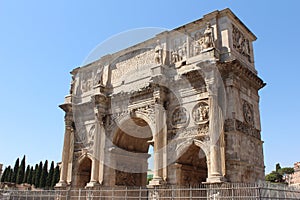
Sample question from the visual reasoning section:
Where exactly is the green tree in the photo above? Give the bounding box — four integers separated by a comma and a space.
39, 160, 48, 188
279, 167, 294, 175
26, 166, 33, 184
276, 163, 281, 172
51, 165, 60, 188
1, 167, 8, 182
32, 164, 38, 185
35, 161, 43, 188
7, 166, 13, 182
266, 171, 283, 182
16, 155, 26, 184
11, 158, 20, 183
23, 165, 30, 183
46, 161, 54, 188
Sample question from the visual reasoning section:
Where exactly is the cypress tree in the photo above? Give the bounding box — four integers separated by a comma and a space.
16, 155, 26, 184
23, 165, 30, 183
27, 166, 33, 185
32, 164, 38, 186
46, 161, 54, 188
11, 158, 19, 183
35, 162, 43, 188
1, 167, 8, 182
39, 160, 48, 188
51, 165, 60, 188
6, 166, 13, 182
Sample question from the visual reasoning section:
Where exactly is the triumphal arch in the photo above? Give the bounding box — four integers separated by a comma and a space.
56, 9, 266, 189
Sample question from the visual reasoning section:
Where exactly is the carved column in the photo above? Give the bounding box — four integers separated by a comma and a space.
88, 86, 108, 187
199, 63, 226, 183
86, 113, 102, 188
149, 87, 167, 185
56, 103, 73, 188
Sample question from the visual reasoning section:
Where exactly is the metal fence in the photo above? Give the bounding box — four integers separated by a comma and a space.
1, 183, 300, 200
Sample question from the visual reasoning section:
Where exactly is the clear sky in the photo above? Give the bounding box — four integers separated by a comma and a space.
0, 0, 299, 174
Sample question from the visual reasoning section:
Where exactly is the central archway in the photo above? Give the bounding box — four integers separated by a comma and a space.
112, 116, 153, 186
175, 144, 208, 186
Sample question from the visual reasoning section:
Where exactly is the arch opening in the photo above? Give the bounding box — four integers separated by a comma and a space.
74, 156, 92, 188
175, 144, 208, 186
112, 117, 153, 186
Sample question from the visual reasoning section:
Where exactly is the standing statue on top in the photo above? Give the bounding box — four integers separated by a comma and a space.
154, 40, 163, 64
202, 22, 214, 50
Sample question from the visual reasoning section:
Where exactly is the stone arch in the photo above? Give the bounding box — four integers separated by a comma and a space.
109, 115, 153, 186
74, 154, 93, 188
174, 139, 209, 186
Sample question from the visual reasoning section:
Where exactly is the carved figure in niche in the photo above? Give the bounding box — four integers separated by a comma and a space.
171, 107, 189, 128
192, 102, 209, 124
202, 22, 214, 49
154, 40, 162, 64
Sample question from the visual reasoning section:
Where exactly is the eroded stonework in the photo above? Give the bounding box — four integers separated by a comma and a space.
56, 8, 266, 189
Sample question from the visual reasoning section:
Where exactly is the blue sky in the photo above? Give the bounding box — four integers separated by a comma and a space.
0, 1, 299, 174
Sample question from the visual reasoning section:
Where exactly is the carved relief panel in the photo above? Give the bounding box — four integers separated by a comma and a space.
74, 124, 95, 153
243, 101, 254, 126
232, 24, 251, 62
170, 36, 187, 63
171, 107, 189, 128
192, 101, 209, 124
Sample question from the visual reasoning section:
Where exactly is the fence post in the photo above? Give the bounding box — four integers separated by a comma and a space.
171, 185, 174, 200
139, 187, 142, 200
190, 186, 192, 200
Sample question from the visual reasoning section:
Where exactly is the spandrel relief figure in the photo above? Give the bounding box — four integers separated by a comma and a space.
154, 40, 162, 64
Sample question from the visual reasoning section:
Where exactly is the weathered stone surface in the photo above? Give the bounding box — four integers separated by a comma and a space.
56, 8, 265, 189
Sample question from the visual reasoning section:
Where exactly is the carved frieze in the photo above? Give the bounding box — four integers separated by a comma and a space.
224, 119, 261, 139
232, 24, 251, 62
168, 124, 209, 140
171, 107, 189, 128
192, 101, 209, 124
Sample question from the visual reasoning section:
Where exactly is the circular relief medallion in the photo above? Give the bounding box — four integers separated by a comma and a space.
243, 101, 254, 125
171, 107, 189, 128
192, 101, 209, 124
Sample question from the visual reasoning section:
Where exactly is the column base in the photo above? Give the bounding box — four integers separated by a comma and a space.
55, 181, 68, 189
86, 181, 100, 188
205, 176, 226, 184
149, 177, 163, 186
